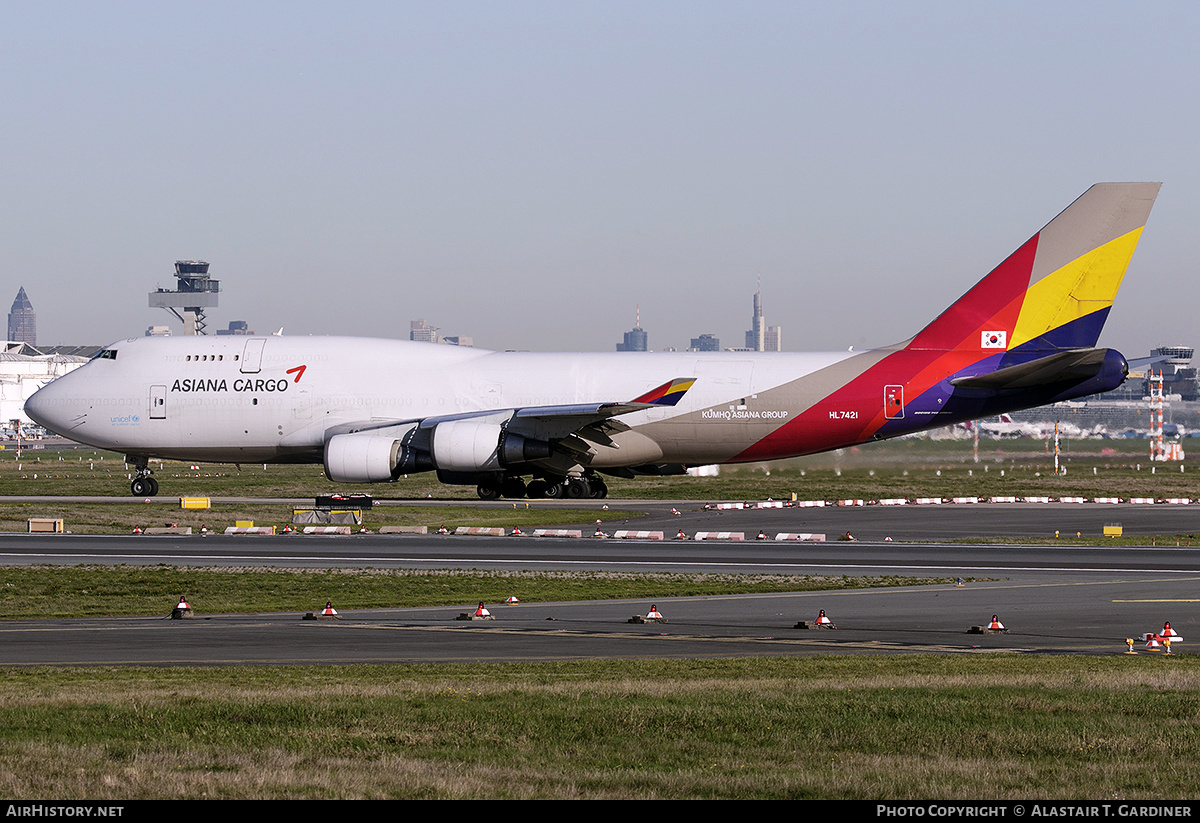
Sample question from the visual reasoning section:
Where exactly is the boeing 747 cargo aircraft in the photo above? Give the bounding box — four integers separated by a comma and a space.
24, 183, 1161, 499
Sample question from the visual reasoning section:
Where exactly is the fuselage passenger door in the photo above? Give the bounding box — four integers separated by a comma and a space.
149, 385, 167, 419
241, 339, 266, 374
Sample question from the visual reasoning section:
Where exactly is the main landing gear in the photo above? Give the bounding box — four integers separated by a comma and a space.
476, 474, 607, 500
129, 459, 159, 497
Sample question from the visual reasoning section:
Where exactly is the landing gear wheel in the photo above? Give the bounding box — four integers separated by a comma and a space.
476, 479, 502, 500
588, 480, 608, 499
541, 480, 565, 499
564, 478, 590, 499
525, 479, 547, 499
501, 476, 527, 499
131, 476, 158, 497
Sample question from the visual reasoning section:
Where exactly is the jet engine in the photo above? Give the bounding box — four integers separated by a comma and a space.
430, 419, 553, 472
323, 424, 431, 483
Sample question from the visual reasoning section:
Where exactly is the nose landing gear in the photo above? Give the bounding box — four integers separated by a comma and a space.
129, 459, 159, 497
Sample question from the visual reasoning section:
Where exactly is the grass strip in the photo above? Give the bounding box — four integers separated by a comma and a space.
0, 656, 1195, 799
0, 565, 951, 618
3, 438, 1198, 504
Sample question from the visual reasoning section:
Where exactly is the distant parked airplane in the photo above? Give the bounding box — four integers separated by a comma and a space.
25, 183, 1161, 499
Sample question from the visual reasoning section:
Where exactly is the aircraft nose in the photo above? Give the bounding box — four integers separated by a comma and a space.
24, 384, 49, 427
24, 378, 72, 434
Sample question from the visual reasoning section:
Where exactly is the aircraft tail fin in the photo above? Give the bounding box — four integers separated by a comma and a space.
907, 182, 1161, 355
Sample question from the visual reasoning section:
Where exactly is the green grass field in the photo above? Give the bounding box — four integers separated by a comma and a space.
0, 657, 1196, 799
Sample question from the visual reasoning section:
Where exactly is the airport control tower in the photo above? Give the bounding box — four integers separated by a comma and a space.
148, 261, 220, 335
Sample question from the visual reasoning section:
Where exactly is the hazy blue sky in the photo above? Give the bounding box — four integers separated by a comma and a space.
2, 2, 1196, 355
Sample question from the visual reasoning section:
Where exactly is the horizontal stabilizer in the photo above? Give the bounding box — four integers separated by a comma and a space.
949, 348, 1118, 392
1126, 355, 1173, 372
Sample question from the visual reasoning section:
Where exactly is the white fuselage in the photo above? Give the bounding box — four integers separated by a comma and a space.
25, 335, 854, 467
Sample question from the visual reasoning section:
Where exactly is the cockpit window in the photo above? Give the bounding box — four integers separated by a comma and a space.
93, 349, 118, 361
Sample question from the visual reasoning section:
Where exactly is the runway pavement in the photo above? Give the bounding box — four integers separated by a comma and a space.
1, 501, 1198, 665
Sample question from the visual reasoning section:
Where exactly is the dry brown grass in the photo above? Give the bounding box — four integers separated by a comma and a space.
1, 658, 1198, 799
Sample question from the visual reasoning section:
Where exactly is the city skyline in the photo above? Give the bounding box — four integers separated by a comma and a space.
619, 284, 783, 352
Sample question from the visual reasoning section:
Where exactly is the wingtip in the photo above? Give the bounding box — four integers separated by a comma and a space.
633, 377, 696, 406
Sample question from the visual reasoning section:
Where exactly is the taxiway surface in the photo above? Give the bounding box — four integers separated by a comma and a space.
1, 501, 1196, 665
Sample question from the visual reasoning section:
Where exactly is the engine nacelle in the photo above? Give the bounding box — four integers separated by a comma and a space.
323, 424, 430, 483
431, 420, 504, 472
430, 420, 553, 472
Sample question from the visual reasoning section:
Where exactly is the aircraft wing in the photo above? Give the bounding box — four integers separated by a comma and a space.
513, 400, 651, 423
948, 348, 1120, 392
501, 377, 698, 454
323, 376, 697, 477
509, 377, 697, 439
326, 376, 694, 435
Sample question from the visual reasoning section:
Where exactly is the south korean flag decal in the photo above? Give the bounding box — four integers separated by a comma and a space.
981, 331, 1007, 349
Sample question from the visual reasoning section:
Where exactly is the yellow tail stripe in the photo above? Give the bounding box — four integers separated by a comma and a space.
1010, 227, 1144, 349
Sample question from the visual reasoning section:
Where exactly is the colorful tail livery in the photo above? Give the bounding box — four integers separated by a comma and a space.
733, 182, 1160, 462
25, 183, 1160, 499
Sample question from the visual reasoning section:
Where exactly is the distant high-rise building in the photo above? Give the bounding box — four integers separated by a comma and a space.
618, 327, 648, 352
410, 319, 439, 344
7, 287, 35, 345
690, 334, 720, 351
216, 321, 254, 336
744, 280, 781, 351
616, 306, 648, 351
745, 281, 764, 351
411, 320, 475, 346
